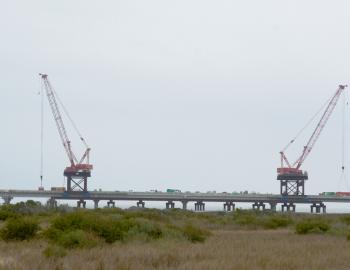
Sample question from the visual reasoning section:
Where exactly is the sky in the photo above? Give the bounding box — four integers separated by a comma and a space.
1, 0, 350, 196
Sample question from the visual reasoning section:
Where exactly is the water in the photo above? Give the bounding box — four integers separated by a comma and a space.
9, 198, 350, 213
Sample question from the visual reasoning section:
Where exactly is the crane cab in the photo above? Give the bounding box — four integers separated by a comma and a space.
277, 167, 308, 180
64, 164, 92, 178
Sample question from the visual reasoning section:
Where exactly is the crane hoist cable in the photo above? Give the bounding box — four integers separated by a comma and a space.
51, 88, 89, 149
40, 77, 44, 189
341, 91, 346, 172
281, 94, 333, 153
338, 90, 349, 191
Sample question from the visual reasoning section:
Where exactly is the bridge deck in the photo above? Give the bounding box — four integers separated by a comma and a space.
0, 189, 349, 204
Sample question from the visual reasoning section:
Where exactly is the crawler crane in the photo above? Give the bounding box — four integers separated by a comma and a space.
278, 85, 347, 195
40, 74, 92, 192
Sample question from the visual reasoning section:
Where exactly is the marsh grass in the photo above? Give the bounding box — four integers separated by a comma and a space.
2, 202, 350, 269
1, 230, 350, 270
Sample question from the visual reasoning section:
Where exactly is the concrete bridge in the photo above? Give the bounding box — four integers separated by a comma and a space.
1, 189, 349, 213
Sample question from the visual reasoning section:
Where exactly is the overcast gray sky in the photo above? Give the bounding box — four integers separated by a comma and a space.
1, 0, 350, 195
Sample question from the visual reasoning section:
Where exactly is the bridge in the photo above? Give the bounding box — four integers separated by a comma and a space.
1, 189, 350, 213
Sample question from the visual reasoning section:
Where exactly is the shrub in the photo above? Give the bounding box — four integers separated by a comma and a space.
56, 230, 97, 249
137, 222, 162, 239
123, 209, 170, 223
295, 219, 330, 234
340, 216, 350, 225
126, 221, 163, 241
231, 210, 292, 230
44, 209, 211, 247
43, 227, 62, 241
85, 216, 136, 243
262, 215, 292, 229
51, 212, 86, 231
0, 217, 39, 241
43, 245, 67, 258
46, 212, 138, 244
96, 221, 128, 243
162, 224, 187, 241
182, 224, 210, 243
0, 210, 16, 221
10, 200, 45, 215
232, 210, 260, 227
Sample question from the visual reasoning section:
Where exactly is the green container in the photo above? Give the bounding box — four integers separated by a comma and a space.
324, 192, 336, 196
166, 189, 181, 193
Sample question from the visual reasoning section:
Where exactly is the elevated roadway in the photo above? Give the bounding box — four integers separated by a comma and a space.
1, 189, 349, 213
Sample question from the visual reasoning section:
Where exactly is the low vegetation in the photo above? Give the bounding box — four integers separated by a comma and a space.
1, 201, 350, 269
295, 218, 330, 234
0, 217, 39, 241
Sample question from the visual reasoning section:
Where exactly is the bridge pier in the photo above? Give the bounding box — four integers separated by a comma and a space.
311, 203, 326, 214
107, 200, 115, 208
2, 195, 13, 205
281, 203, 295, 212
195, 201, 205, 211
166, 201, 175, 209
252, 202, 265, 211
137, 200, 145, 208
93, 200, 99, 209
181, 201, 188, 210
252, 202, 258, 210
77, 200, 86, 208
47, 197, 57, 208
224, 202, 235, 212
269, 202, 277, 212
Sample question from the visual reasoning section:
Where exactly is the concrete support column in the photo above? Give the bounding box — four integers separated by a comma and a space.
224, 202, 235, 212
282, 203, 295, 212
137, 200, 145, 208
77, 200, 86, 208
93, 200, 99, 209
253, 202, 265, 211
181, 201, 188, 210
2, 195, 13, 205
47, 197, 57, 208
195, 202, 205, 212
258, 202, 266, 210
269, 202, 277, 212
310, 203, 315, 213
231, 203, 236, 211
107, 200, 115, 208
311, 203, 326, 214
166, 201, 175, 209
316, 205, 321, 213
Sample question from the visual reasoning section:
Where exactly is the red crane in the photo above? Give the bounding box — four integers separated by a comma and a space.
278, 85, 347, 195
40, 74, 93, 192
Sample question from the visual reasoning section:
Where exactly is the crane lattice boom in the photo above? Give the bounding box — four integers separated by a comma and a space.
39, 74, 92, 176
294, 85, 347, 169
278, 85, 347, 179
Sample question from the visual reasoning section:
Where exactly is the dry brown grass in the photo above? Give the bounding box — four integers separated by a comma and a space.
0, 229, 350, 270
